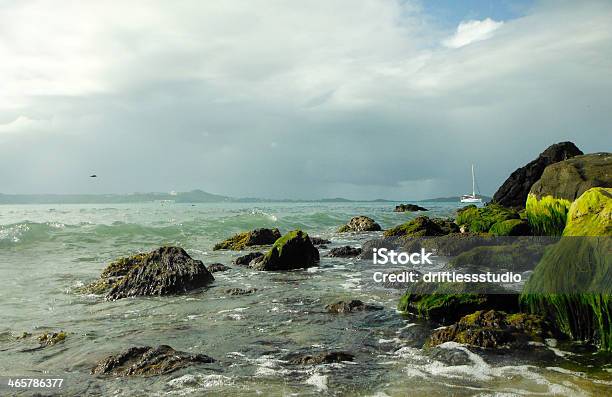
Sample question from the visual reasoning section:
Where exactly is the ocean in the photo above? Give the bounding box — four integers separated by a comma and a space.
1, 202, 610, 396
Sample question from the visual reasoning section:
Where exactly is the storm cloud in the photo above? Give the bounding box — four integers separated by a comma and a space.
1, 0, 610, 199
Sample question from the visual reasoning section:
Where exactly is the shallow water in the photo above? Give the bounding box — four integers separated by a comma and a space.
1, 202, 610, 396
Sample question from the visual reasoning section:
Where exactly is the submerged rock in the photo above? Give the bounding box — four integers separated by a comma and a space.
251, 230, 319, 271
91, 345, 214, 377
233, 252, 264, 266
395, 204, 428, 212
325, 299, 382, 313
310, 237, 331, 246
426, 310, 556, 349
91, 247, 215, 300
207, 263, 231, 273
328, 246, 362, 257
213, 228, 282, 250
287, 351, 354, 365
492, 141, 583, 208
37, 331, 67, 347
338, 216, 381, 232
225, 287, 257, 295
384, 216, 458, 237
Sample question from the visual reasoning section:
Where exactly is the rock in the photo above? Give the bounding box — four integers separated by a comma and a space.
91, 345, 214, 377
563, 187, 612, 236
395, 204, 429, 212
426, 310, 555, 349
384, 216, 458, 237
37, 331, 67, 346
426, 346, 471, 366
338, 216, 382, 232
530, 153, 611, 202
251, 230, 319, 271
234, 252, 264, 266
448, 239, 548, 272
328, 246, 362, 257
492, 141, 583, 208
287, 351, 354, 365
213, 228, 282, 250
206, 263, 230, 273
489, 219, 531, 236
98, 247, 214, 300
325, 299, 383, 313
225, 288, 257, 295
311, 237, 331, 246
456, 204, 521, 234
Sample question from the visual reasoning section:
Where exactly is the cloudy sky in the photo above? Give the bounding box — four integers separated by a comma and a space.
0, 0, 610, 199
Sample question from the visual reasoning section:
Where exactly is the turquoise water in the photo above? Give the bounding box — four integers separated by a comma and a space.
1, 202, 610, 396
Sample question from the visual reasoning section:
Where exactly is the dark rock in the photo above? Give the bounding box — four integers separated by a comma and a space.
492, 141, 583, 208
426, 310, 556, 349
397, 323, 432, 347
384, 216, 458, 237
206, 263, 230, 273
233, 252, 264, 266
213, 228, 282, 250
395, 204, 428, 212
102, 247, 214, 300
529, 152, 612, 201
325, 299, 383, 313
251, 230, 319, 271
91, 345, 214, 377
426, 346, 471, 366
311, 237, 331, 246
359, 237, 402, 260
287, 351, 354, 365
328, 246, 362, 257
338, 216, 382, 232
225, 288, 257, 295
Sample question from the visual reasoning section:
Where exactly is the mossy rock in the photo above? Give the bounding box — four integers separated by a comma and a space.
38, 331, 67, 346
384, 216, 458, 238
398, 282, 519, 325
489, 219, 530, 236
251, 230, 319, 271
526, 194, 572, 236
563, 187, 612, 236
448, 239, 547, 272
213, 228, 281, 250
426, 310, 555, 348
456, 204, 520, 233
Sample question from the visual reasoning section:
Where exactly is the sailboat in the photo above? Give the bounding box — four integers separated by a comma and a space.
460, 164, 483, 203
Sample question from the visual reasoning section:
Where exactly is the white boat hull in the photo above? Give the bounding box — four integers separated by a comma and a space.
460, 197, 482, 203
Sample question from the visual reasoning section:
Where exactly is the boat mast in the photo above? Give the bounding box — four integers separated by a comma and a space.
471, 164, 476, 197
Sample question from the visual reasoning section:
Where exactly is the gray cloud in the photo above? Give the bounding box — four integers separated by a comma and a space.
0, 0, 610, 199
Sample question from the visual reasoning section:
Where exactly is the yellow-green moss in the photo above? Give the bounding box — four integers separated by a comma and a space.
526, 194, 572, 236
563, 187, 612, 236
456, 204, 520, 233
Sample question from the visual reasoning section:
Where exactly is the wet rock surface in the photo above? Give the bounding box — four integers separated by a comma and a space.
328, 246, 362, 257
286, 351, 355, 365
338, 216, 382, 232
213, 228, 282, 250
325, 299, 382, 313
234, 251, 264, 266
310, 237, 331, 246
384, 216, 458, 237
206, 263, 231, 273
226, 287, 257, 295
395, 204, 429, 212
93, 246, 215, 300
91, 345, 215, 377
251, 230, 319, 271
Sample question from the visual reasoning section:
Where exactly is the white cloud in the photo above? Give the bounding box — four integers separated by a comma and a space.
443, 18, 504, 48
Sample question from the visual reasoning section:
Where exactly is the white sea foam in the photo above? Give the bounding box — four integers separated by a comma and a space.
305, 373, 328, 390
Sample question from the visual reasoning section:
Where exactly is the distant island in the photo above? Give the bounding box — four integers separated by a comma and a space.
0, 190, 490, 204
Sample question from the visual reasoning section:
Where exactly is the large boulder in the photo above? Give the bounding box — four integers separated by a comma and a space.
530, 153, 611, 201
86, 247, 215, 300
251, 230, 319, 271
492, 141, 583, 208
384, 216, 458, 237
338, 216, 381, 232
526, 153, 611, 235
213, 228, 281, 250
91, 345, 214, 377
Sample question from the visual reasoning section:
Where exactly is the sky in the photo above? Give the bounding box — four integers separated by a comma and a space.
0, 0, 610, 200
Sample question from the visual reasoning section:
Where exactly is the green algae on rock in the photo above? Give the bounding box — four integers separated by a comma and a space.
563, 187, 612, 236
213, 228, 281, 250
489, 219, 531, 236
384, 216, 458, 237
526, 194, 572, 236
456, 204, 520, 233
338, 216, 381, 232
251, 230, 319, 271
448, 239, 548, 272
